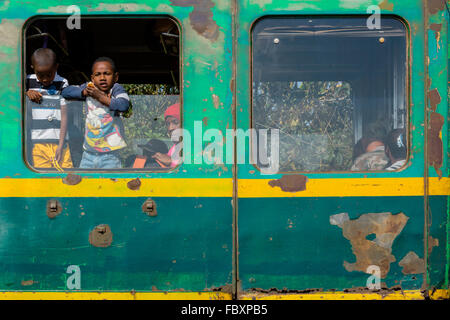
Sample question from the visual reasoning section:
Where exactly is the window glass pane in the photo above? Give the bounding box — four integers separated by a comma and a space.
24, 18, 180, 171
252, 17, 407, 172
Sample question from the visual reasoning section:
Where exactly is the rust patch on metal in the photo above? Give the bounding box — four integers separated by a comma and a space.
211, 283, 233, 294
62, 174, 82, 185
427, 112, 444, 178
89, 224, 113, 248
21, 280, 37, 286
429, 23, 442, 32
142, 198, 157, 217
268, 175, 308, 192
230, 78, 235, 93
428, 89, 441, 111
398, 251, 425, 274
202, 116, 208, 126
430, 23, 442, 49
247, 287, 323, 295
212, 93, 220, 109
330, 212, 408, 278
430, 23, 442, 38
170, 0, 219, 41
428, 236, 439, 254
426, 89, 444, 178
378, 0, 394, 11
46, 200, 62, 219
245, 285, 408, 298
427, 0, 446, 15
127, 178, 141, 190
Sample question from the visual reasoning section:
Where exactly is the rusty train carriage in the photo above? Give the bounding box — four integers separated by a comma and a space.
0, 0, 448, 300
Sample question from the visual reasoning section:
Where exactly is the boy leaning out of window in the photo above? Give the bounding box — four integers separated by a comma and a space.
62, 57, 130, 169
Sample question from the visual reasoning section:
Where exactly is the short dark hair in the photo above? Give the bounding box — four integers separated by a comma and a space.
385, 128, 407, 159
31, 48, 57, 67
92, 56, 116, 73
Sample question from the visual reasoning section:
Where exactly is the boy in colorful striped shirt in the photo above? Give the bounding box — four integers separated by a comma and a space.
62, 57, 130, 169
26, 48, 73, 169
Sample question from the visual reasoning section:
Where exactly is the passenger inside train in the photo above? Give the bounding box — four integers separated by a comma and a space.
151, 102, 182, 168
350, 137, 389, 171
384, 128, 407, 171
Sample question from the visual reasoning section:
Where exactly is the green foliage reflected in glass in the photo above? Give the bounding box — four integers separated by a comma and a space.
119, 84, 179, 166
253, 81, 354, 172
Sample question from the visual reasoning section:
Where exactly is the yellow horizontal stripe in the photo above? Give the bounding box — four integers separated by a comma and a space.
240, 289, 449, 300
0, 291, 232, 300
0, 289, 446, 300
0, 177, 447, 198
0, 178, 233, 198
238, 177, 449, 197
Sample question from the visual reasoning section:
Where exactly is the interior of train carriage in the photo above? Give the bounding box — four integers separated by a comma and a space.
252, 16, 407, 172
24, 17, 180, 169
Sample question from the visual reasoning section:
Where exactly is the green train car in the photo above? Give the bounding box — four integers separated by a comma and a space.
0, 0, 448, 300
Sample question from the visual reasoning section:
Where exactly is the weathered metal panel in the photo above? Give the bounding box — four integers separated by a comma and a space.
424, 0, 449, 289
235, 0, 448, 297
0, 0, 234, 294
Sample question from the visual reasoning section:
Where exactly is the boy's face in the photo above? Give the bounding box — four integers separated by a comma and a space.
91, 61, 118, 93
33, 63, 57, 87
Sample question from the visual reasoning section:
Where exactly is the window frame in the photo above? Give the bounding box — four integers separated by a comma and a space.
21, 14, 183, 173
249, 14, 411, 174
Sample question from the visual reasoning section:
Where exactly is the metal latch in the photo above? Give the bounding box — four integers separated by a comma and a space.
142, 199, 157, 216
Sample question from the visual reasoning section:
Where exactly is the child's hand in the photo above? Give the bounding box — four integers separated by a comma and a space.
85, 86, 104, 100
26, 90, 42, 103
152, 152, 173, 167
85, 86, 111, 106
55, 146, 63, 164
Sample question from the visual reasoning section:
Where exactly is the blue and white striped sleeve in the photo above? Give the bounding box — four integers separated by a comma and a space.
61, 83, 87, 100
60, 77, 69, 106
110, 84, 130, 112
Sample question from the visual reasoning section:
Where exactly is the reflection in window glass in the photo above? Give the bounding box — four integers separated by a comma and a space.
24, 18, 180, 171
252, 17, 407, 172
120, 92, 180, 169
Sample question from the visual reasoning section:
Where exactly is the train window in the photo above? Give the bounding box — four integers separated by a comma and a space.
252, 17, 407, 172
23, 17, 180, 171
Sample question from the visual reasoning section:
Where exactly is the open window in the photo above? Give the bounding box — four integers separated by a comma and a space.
252, 16, 408, 172
24, 16, 181, 171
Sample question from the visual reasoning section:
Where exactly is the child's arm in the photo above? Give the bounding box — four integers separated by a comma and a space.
109, 84, 130, 112
86, 84, 130, 112
55, 101, 68, 163
25, 75, 43, 103
61, 83, 88, 100
26, 90, 43, 103
85, 86, 112, 106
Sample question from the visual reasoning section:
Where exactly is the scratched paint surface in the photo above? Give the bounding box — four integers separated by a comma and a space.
425, 0, 448, 289
239, 196, 425, 291
0, 197, 232, 290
